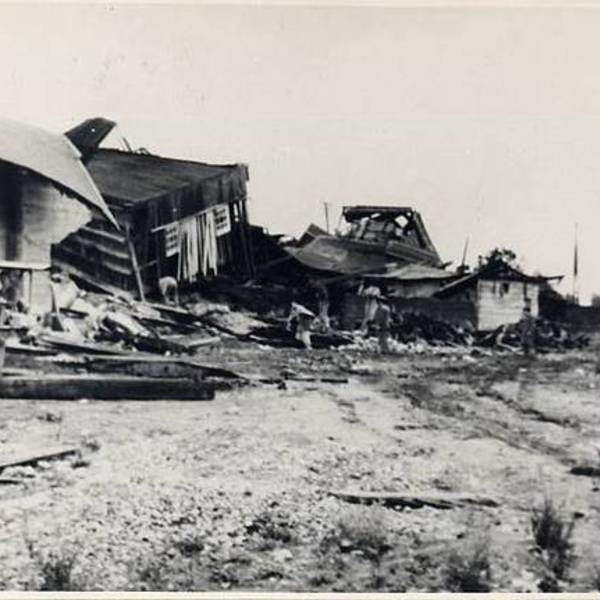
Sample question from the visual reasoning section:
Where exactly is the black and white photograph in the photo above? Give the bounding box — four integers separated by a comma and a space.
0, 0, 598, 594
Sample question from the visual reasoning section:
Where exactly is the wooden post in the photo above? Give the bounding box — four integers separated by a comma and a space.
28, 270, 33, 309
125, 226, 146, 302
0, 336, 6, 380
240, 199, 255, 278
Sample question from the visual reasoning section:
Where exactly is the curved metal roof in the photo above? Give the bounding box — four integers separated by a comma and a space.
0, 118, 118, 228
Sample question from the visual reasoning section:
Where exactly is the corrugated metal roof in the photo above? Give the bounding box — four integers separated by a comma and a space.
284, 236, 393, 275
0, 118, 117, 228
85, 149, 246, 206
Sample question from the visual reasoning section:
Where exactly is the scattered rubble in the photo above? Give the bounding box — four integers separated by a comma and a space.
391, 312, 473, 346
477, 318, 590, 351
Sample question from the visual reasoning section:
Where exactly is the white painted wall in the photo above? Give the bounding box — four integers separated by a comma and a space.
0, 178, 91, 312
477, 279, 539, 331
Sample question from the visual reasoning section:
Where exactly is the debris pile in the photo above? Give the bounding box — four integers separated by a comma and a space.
477, 318, 590, 351
0, 277, 249, 401
391, 312, 473, 346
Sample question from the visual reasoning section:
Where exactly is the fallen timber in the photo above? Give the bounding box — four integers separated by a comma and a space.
570, 464, 600, 477
0, 446, 80, 471
328, 489, 500, 510
82, 354, 245, 381
0, 373, 214, 401
38, 333, 128, 356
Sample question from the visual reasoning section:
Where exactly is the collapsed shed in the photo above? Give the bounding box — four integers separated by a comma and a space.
52, 118, 255, 298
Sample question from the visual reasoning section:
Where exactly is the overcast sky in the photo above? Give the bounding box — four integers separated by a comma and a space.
1, 2, 599, 300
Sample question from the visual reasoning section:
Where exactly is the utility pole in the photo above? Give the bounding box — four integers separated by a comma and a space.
573, 222, 579, 304
323, 201, 330, 233
460, 235, 469, 273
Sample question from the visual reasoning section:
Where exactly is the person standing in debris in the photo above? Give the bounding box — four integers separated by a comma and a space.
311, 280, 331, 332
159, 276, 179, 306
373, 294, 393, 354
518, 302, 537, 357
286, 302, 315, 350
358, 283, 382, 333
0, 269, 24, 310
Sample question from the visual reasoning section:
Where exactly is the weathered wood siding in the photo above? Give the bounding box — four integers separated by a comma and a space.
477, 279, 539, 331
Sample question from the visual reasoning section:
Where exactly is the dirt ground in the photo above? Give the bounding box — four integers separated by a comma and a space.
0, 338, 599, 592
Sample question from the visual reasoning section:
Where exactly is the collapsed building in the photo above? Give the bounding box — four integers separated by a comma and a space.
282, 206, 442, 278
52, 118, 255, 299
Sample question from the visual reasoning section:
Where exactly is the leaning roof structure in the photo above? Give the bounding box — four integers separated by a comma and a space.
83, 148, 248, 210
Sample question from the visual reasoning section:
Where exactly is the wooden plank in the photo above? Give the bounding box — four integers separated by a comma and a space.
0, 477, 26, 485
146, 302, 196, 320
0, 260, 49, 272
81, 225, 127, 244
84, 354, 244, 380
60, 267, 135, 298
570, 465, 600, 477
0, 374, 215, 400
38, 334, 128, 356
328, 490, 499, 510
64, 233, 131, 261
0, 446, 79, 471
5, 341, 56, 356
137, 315, 198, 332
162, 334, 221, 349
54, 244, 134, 277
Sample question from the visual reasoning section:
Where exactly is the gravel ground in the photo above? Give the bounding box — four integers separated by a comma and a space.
0, 339, 599, 591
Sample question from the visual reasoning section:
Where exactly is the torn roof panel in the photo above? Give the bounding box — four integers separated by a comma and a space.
284, 236, 396, 275
65, 117, 117, 155
342, 205, 414, 221
0, 118, 118, 228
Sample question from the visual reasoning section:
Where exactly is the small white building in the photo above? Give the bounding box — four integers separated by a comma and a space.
435, 260, 554, 331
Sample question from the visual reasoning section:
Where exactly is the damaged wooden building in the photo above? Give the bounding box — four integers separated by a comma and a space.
276, 205, 442, 283
0, 117, 117, 312
52, 118, 255, 298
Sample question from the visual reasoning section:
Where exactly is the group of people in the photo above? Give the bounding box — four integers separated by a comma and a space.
286, 279, 393, 352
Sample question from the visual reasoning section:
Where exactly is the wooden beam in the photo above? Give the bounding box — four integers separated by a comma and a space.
0, 374, 215, 400
84, 354, 243, 380
328, 490, 499, 510
0, 446, 79, 471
